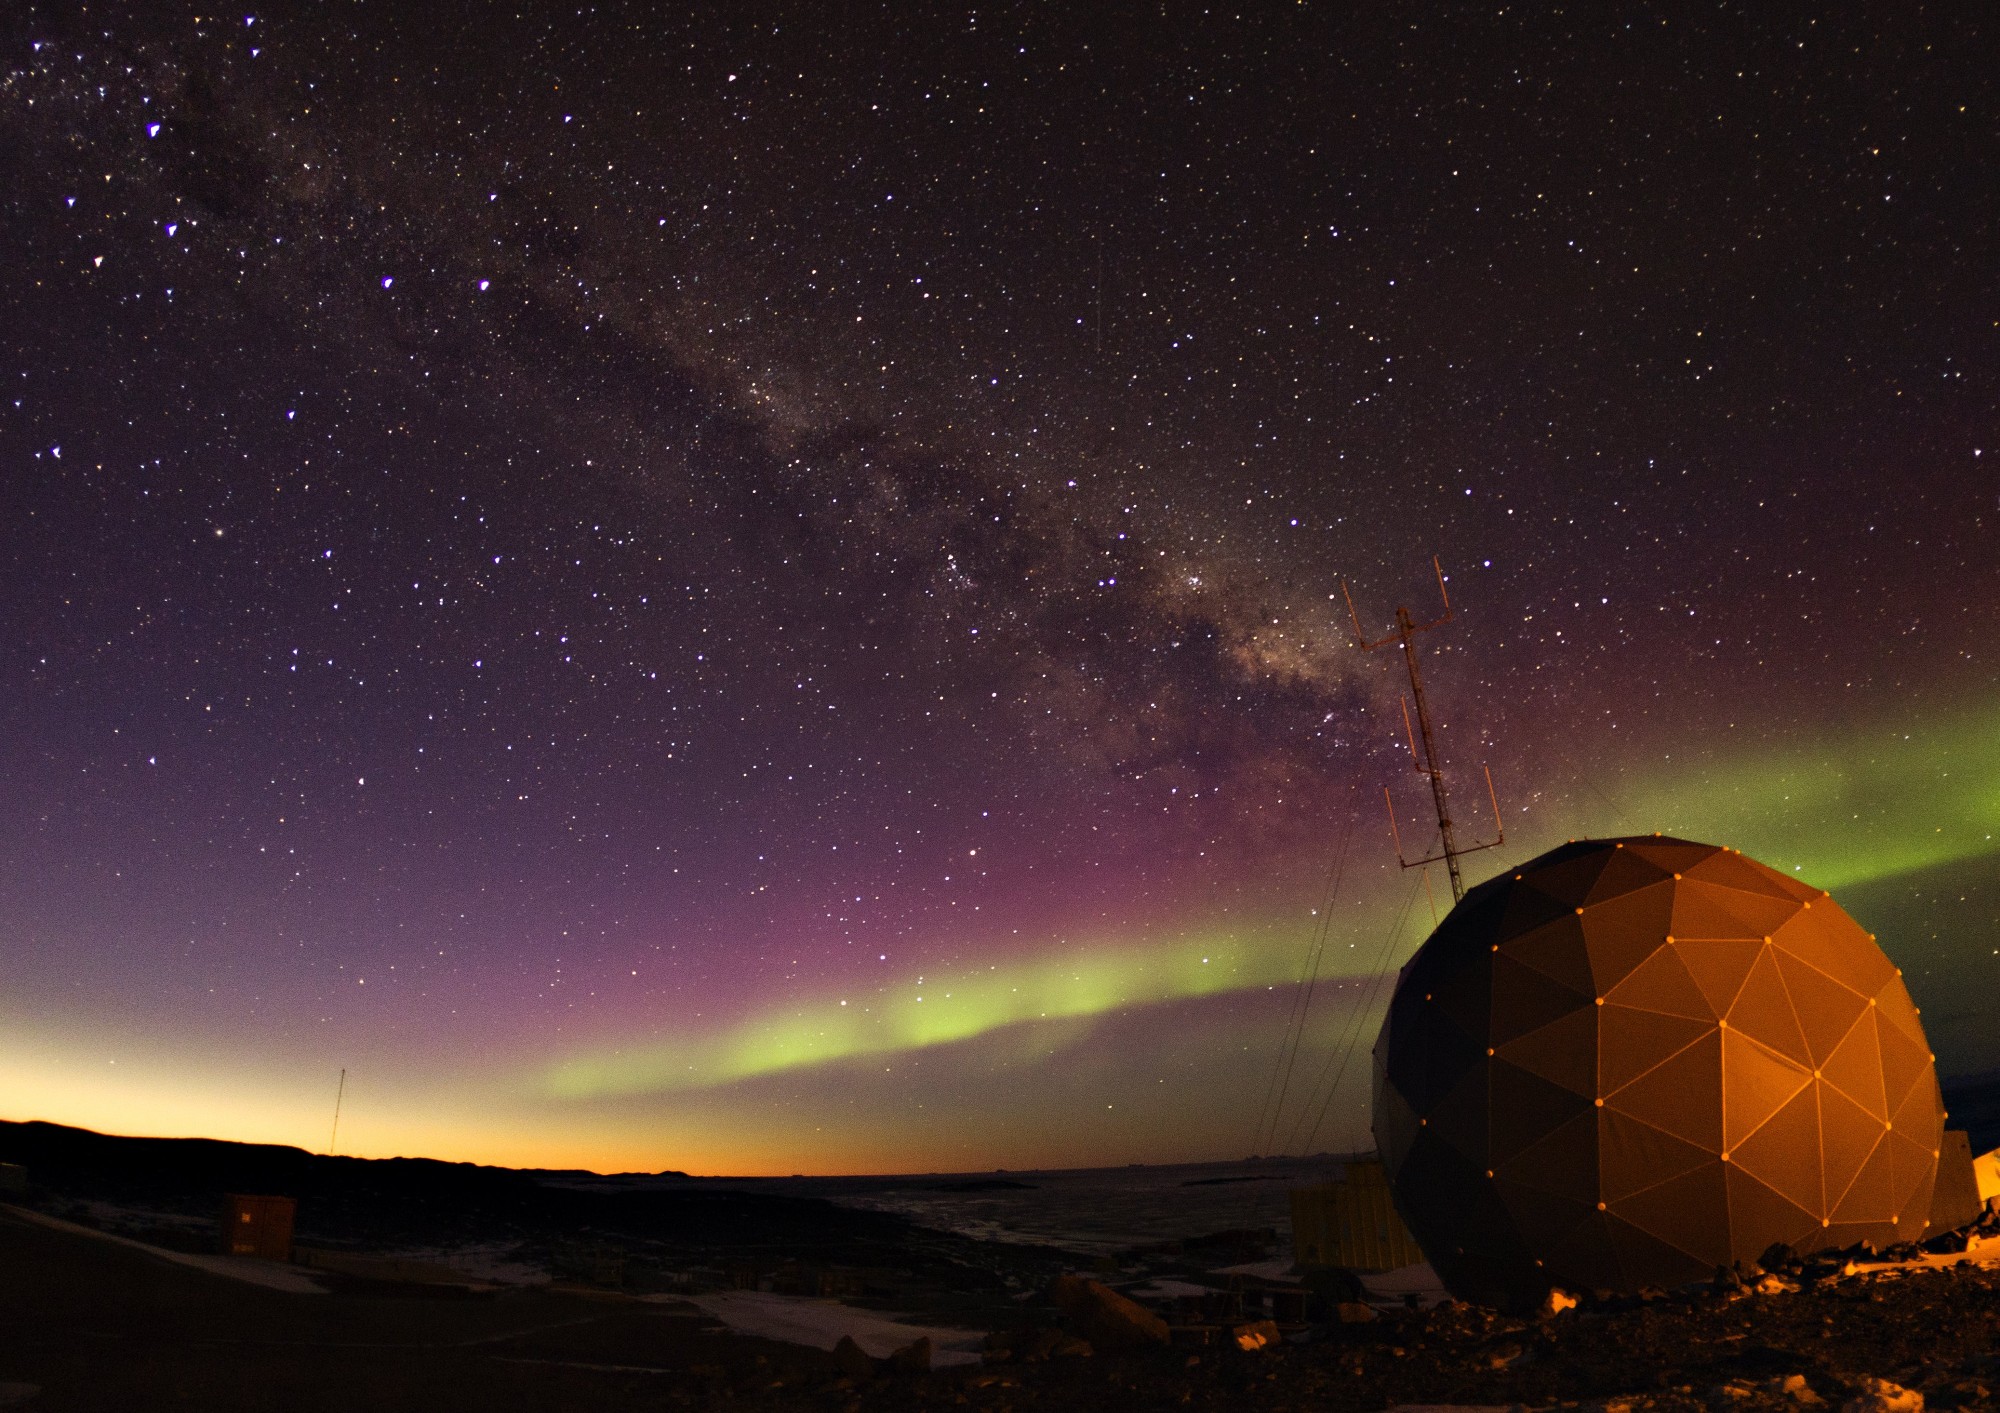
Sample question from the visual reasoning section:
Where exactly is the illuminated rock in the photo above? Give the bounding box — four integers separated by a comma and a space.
1372, 835, 1944, 1309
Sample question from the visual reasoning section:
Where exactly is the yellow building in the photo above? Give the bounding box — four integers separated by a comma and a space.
1290, 1158, 1427, 1272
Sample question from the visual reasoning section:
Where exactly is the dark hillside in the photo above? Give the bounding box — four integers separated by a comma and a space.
0, 1119, 1061, 1287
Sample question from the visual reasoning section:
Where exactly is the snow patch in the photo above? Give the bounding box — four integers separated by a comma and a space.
686, 1290, 984, 1365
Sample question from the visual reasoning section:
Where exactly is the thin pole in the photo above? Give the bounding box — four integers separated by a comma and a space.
329, 1068, 346, 1156
1395, 604, 1464, 902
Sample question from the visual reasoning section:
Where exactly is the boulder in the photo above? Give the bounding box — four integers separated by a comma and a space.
1775, 1374, 1824, 1405
1843, 1379, 1923, 1413
831, 1335, 876, 1381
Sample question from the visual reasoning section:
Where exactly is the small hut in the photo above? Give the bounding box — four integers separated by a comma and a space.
222, 1194, 296, 1261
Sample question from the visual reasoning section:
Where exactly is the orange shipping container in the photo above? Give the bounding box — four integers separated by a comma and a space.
222, 1193, 296, 1261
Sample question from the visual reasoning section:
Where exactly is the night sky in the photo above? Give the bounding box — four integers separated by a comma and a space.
3, 3, 1995, 1175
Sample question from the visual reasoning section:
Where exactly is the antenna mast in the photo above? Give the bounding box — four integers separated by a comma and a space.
1342, 557, 1503, 904
328, 1068, 346, 1156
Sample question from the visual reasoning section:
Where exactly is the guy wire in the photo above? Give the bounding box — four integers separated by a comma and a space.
1284, 869, 1424, 1157
1249, 812, 1355, 1159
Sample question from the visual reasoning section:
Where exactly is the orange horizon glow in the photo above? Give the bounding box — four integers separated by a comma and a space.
0, 1049, 1116, 1177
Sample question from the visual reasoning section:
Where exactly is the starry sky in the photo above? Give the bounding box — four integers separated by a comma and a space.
2, 3, 1995, 1175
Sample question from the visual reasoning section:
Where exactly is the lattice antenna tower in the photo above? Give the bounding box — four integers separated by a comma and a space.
1341, 557, 1504, 904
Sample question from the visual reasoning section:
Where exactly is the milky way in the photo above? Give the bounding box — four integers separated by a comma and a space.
2, 3, 1994, 1172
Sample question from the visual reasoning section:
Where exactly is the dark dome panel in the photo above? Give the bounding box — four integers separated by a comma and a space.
1579, 881, 1677, 992
1494, 1006, 1597, 1099
1597, 1107, 1717, 1205
1583, 847, 1677, 903
1682, 848, 1804, 900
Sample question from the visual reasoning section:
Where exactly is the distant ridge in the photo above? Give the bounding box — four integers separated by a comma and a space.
0, 1118, 935, 1264
0, 1118, 687, 1193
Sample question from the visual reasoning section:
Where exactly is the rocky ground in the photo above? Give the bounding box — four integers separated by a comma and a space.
7, 1196, 1999, 1412
5, 1117, 1998, 1412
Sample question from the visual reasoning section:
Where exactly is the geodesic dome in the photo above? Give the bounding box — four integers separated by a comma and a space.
1372, 835, 1944, 1309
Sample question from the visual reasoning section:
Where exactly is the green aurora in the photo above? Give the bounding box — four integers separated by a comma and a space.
1574, 702, 2000, 891
543, 920, 1336, 1099
543, 701, 1999, 1100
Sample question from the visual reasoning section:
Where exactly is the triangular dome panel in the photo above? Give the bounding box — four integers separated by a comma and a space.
1389, 1129, 1480, 1229
1599, 1004, 1713, 1095
1490, 952, 1593, 1047
1772, 910, 1896, 996
1680, 849, 1801, 901
1502, 916, 1595, 995
1584, 846, 1675, 902
1598, 1106, 1720, 1205
1604, 1211, 1711, 1290
1491, 1176, 1594, 1252
1425, 1056, 1493, 1169
1668, 881, 1767, 940
1720, 1027, 1812, 1154
1817, 1082, 1886, 1209
1876, 1008, 1935, 1118
1727, 946, 1814, 1070
1884, 1130, 1938, 1226
1395, 1128, 1515, 1255
1606, 1027, 1723, 1152
1624, 840, 1725, 874
1771, 950, 1870, 1066
1372, 1073, 1422, 1172
1518, 851, 1617, 908
1501, 879, 1590, 938
1864, 980, 1928, 1056
1722, 1164, 1820, 1264
1820, 1009, 1888, 1122
1729, 857, 1823, 904
1672, 937, 1764, 1017
1610, 1160, 1730, 1268
1386, 993, 1484, 1114
1429, 942, 1495, 1040
1497, 1006, 1597, 1099
1489, 1058, 1595, 1166
1831, 1134, 1897, 1225
1890, 1069, 1943, 1148
1498, 1109, 1599, 1208
1434, 883, 1511, 960
1605, 943, 1716, 1022
1399, 943, 1471, 1020
1579, 883, 1677, 992
1727, 1083, 1823, 1217
1683, 880, 1802, 941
